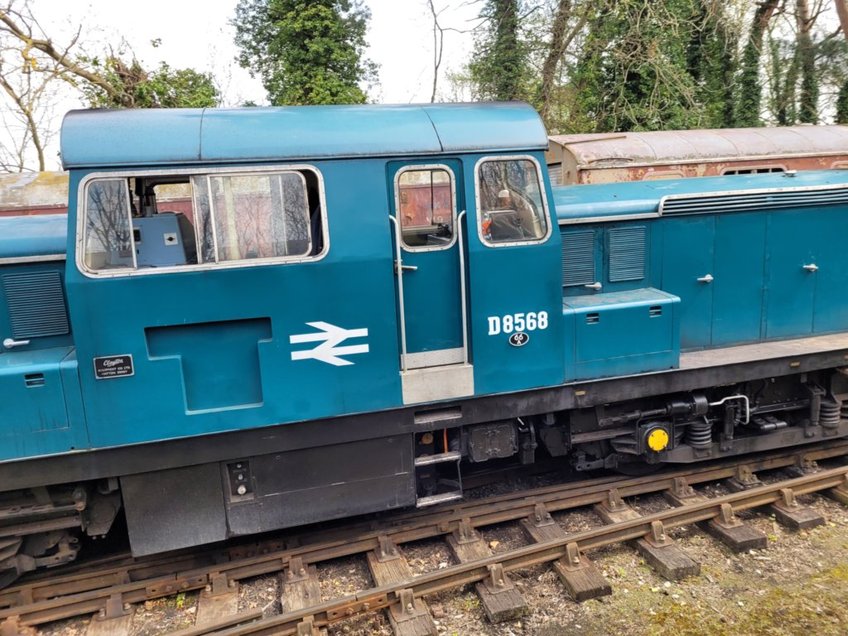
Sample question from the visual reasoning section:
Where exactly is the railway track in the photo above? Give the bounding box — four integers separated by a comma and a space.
3, 441, 848, 636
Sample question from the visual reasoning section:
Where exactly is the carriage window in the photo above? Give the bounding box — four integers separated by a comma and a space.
81, 168, 322, 274
477, 158, 549, 245
397, 167, 455, 250
82, 179, 134, 271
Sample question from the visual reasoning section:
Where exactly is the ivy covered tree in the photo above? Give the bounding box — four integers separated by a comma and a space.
234, 0, 376, 105
734, 0, 780, 126
467, 0, 528, 101
570, 0, 704, 132
687, 0, 740, 128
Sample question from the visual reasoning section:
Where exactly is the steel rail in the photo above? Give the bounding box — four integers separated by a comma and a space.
203, 464, 848, 636
1, 440, 846, 627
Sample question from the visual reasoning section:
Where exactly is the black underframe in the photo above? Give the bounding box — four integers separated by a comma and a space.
3, 344, 847, 492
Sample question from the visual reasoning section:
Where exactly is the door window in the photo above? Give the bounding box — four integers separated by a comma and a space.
477, 157, 550, 246
396, 166, 456, 250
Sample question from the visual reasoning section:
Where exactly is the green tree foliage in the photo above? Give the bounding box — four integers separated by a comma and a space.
570, 0, 705, 132
837, 81, 848, 124
735, 0, 779, 126
768, 37, 800, 126
80, 56, 218, 108
234, 0, 376, 105
687, 0, 739, 128
795, 0, 818, 124
465, 0, 750, 133
467, 0, 528, 101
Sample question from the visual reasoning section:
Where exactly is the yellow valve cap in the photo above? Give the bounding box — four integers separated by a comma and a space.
646, 428, 670, 452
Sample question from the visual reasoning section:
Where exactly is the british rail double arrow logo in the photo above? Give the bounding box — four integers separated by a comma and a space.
289, 321, 370, 366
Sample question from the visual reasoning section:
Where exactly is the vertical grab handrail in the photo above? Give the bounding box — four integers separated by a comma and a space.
388, 215, 408, 372
457, 210, 469, 365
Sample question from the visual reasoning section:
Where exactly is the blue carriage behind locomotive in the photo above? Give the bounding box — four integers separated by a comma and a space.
2, 103, 848, 583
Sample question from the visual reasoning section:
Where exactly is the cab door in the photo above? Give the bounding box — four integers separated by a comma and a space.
389, 161, 473, 404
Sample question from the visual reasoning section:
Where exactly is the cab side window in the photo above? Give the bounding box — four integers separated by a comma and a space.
396, 166, 455, 250
193, 172, 311, 262
477, 158, 549, 245
83, 179, 135, 271
81, 168, 324, 274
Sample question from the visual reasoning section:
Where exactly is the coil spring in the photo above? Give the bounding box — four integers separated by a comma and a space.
686, 418, 712, 449
820, 398, 841, 429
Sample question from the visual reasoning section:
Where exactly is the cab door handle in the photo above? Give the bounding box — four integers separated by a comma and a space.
802, 263, 819, 272
3, 338, 30, 349
584, 282, 602, 291
697, 274, 714, 284
394, 261, 418, 274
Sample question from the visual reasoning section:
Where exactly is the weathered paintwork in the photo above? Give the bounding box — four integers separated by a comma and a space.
547, 125, 848, 185
0, 215, 67, 259
4, 104, 848, 466
60, 103, 549, 168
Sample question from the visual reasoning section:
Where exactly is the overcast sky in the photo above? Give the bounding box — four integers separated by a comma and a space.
16, 0, 479, 169
33, 0, 478, 104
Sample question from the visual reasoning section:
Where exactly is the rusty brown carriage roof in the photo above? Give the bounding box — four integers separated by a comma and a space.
548, 125, 848, 169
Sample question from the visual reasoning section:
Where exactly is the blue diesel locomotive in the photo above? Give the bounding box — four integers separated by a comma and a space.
2, 103, 848, 584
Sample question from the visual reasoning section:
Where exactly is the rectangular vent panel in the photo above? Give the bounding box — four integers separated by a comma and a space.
608, 226, 646, 282
660, 185, 848, 216
2, 272, 69, 339
562, 230, 595, 287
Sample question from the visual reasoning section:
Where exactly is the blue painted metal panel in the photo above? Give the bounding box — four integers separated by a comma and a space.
0, 262, 73, 354
764, 211, 818, 339
61, 104, 547, 169
554, 170, 848, 222
64, 161, 405, 448
608, 226, 647, 282
813, 207, 848, 333
0, 346, 88, 460
0, 214, 67, 259
387, 159, 464, 356
421, 103, 547, 152
60, 109, 203, 168
464, 151, 565, 396
201, 106, 441, 163
561, 229, 596, 287
711, 213, 766, 346
661, 217, 714, 349
563, 288, 679, 380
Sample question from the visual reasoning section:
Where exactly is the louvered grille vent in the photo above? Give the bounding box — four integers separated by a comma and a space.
562, 230, 595, 287
608, 226, 646, 282
2, 272, 69, 339
660, 186, 848, 216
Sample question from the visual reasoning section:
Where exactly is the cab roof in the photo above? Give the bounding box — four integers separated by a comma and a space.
60, 102, 548, 169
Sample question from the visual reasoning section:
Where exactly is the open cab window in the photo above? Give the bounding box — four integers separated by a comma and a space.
477, 157, 549, 246
80, 167, 325, 274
